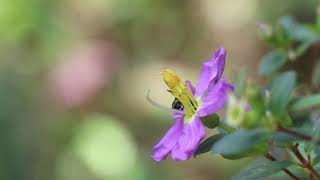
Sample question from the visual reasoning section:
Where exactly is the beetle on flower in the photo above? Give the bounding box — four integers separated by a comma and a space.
147, 48, 234, 161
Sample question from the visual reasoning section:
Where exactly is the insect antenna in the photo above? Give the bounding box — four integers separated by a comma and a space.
146, 89, 185, 114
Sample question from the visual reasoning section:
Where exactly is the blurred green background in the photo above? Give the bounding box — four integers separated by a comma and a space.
0, 0, 318, 179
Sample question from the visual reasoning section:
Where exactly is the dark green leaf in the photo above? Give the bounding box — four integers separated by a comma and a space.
194, 134, 224, 157
259, 51, 287, 75
290, 94, 320, 111
233, 160, 293, 180
283, 125, 316, 138
201, 114, 220, 129
270, 132, 299, 144
212, 129, 268, 158
270, 71, 296, 117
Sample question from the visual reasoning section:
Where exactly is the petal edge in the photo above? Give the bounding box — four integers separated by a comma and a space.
171, 117, 205, 161
196, 48, 226, 97
152, 116, 184, 161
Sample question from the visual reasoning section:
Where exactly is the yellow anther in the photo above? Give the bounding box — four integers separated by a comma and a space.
162, 68, 198, 118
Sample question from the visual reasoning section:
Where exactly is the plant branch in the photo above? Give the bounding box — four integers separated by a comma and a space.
265, 152, 301, 180
278, 126, 312, 140
289, 143, 320, 180
277, 126, 320, 144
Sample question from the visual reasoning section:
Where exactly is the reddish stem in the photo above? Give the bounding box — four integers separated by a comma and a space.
265, 152, 301, 180
278, 126, 313, 141
289, 143, 320, 180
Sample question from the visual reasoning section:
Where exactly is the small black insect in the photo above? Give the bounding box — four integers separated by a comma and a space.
172, 98, 184, 110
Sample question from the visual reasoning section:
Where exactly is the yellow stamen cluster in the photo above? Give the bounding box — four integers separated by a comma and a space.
162, 68, 198, 119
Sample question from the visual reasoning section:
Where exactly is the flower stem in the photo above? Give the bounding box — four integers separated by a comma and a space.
265, 152, 301, 180
289, 143, 320, 180
218, 121, 236, 133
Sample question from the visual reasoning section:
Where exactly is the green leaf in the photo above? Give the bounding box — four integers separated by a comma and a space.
194, 134, 224, 157
279, 16, 296, 34
290, 40, 317, 60
313, 148, 320, 164
312, 60, 320, 87
212, 129, 268, 159
200, 114, 220, 129
234, 67, 247, 97
233, 160, 293, 180
272, 165, 308, 179
279, 16, 317, 41
269, 132, 299, 145
290, 94, 320, 111
270, 71, 296, 117
259, 51, 287, 75
263, 26, 290, 48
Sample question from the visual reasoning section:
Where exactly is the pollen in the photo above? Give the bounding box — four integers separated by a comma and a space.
162, 68, 198, 118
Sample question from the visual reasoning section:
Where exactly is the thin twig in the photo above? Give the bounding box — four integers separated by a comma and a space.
278, 126, 313, 141
289, 143, 320, 180
265, 152, 301, 180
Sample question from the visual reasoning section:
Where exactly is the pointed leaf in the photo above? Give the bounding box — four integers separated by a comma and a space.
259, 51, 287, 75
212, 129, 268, 158
201, 114, 220, 129
233, 160, 293, 180
194, 134, 224, 157
279, 16, 317, 41
290, 94, 320, 111
270, 71, 296, 117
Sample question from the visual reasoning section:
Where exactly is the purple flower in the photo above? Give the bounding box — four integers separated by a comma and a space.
152, 48, 234, 161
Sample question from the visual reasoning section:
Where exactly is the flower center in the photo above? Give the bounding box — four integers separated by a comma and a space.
162, 68, 198, 119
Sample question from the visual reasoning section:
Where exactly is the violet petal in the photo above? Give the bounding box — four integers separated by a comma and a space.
171, 116, 205, 161
152, 115, 184, 161
197, 79, 234, 117
186, 80, 196, 95
196, 48, 226, 97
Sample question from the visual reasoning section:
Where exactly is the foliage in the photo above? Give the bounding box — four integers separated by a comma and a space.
195, 13, 320, 180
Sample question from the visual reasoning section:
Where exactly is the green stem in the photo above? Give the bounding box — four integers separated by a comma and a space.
218, 122, 236, 133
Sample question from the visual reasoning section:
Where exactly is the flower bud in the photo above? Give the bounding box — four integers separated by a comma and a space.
256, 22, 273, 38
